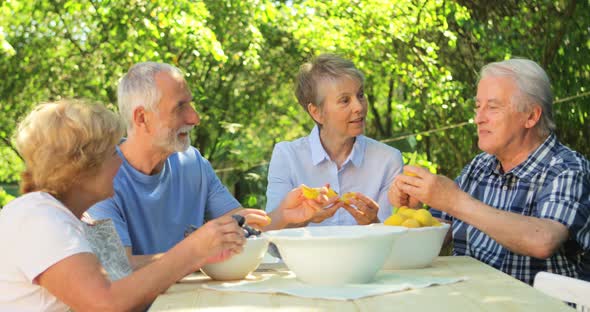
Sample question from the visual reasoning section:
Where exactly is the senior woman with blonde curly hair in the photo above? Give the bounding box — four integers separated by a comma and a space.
0, 100, 246, 311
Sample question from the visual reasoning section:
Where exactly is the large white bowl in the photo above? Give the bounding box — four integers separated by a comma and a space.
201, 236, 269, 281
372, 223, 450, 269
264, 225, 406, 285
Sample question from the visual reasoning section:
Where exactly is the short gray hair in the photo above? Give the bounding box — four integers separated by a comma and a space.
480, 58, 555, 137
117, 62, 184, 130
295, 54, 364, 113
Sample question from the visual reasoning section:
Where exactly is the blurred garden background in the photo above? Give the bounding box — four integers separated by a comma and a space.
0, 0, 588, 208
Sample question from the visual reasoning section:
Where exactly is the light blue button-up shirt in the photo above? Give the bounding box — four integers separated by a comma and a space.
265, 125, 403, 225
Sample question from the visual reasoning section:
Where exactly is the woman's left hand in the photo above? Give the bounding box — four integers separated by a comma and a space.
341, 192, 380, 225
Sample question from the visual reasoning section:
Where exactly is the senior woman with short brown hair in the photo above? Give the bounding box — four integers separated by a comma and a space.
0, 100, 245, 311
264, 54, 404, 230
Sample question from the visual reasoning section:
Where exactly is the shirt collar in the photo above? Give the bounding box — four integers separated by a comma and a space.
509, 133, 557, 180
485, 133, 557, 180
308, 125, 366, 167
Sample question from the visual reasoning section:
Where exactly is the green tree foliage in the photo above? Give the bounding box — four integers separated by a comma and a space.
1, 0, 588, 208
449, 0, 590, 162
0, 187, 15, 208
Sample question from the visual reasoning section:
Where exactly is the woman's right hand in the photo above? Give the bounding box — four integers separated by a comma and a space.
185, 216, 246, 266
275, 185, 342, 227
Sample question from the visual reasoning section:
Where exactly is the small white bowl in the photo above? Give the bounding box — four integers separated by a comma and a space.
372, 223, 450, 269
264, 225, 406, 285
201, 236, 269, 281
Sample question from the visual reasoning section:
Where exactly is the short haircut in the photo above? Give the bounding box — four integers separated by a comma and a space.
480, 58, 555, 137
295, 54, 364, 113
15, 100, 124, 196
117, 62, 184, 130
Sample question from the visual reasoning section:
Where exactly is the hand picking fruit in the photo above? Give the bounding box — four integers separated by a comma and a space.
232, 214, 262, 238
340, 192, 356, 204
301, 184, 338, 200
300, 184, 358, 205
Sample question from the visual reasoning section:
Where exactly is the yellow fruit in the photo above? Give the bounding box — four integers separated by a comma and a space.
384, 214, 407, 226
397, 206, 409, 211
401, 218, 421, 228
413, 209, 433, 227
301, 185, 320, 199
326, 187, 338, 198
302, 185, 339, 199
432, 219, 442, 226
403, 170, 418, 177
340, 192, 356, 204
266, 216, 272, 223
399, 208, 416, 218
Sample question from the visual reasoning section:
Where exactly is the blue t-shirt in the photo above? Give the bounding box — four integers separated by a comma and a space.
88, 145, 240, 255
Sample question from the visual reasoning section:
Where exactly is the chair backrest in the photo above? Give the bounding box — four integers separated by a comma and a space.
533, 271, 590, 312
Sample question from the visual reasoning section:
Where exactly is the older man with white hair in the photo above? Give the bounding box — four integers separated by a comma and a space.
389, 58, 589, 285
88, 62, 269, 269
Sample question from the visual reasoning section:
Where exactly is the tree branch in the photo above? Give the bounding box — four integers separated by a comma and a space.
542, 0, 577, 68
367, 82, 386, 137
385, 75, 394, 137
49, 0, 88, 57
0, 136, 22, 161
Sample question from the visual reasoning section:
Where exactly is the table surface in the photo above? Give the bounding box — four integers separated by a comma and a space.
149, 256, 572, 311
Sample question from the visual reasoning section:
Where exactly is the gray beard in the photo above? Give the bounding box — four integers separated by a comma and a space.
154, 132, 191, 153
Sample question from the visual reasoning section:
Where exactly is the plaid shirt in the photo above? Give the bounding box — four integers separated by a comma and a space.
431, 134, 590, 285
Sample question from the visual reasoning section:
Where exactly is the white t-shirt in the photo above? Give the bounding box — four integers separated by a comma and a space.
0, 192, 93, 312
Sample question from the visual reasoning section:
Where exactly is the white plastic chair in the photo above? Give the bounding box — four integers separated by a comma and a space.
533, 271, 590, 311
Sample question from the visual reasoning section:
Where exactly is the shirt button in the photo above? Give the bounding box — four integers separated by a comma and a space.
502, 186, 508, 190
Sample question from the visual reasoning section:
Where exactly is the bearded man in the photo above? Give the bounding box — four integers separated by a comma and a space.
88, 62, 268, 269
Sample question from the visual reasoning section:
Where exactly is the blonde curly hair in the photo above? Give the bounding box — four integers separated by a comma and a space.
15, 100, 124, 196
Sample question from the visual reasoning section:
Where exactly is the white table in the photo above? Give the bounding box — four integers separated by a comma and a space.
150, 256, 573, 311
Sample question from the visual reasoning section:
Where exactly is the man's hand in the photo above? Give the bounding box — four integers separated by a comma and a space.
388, 175, 422, 209
395, 165, 462, 214
231, 208, 270, 229
185, 215, 246, 265
341, 192, 380, 225
395, 166, 571, 260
